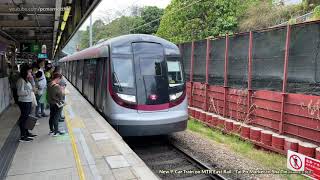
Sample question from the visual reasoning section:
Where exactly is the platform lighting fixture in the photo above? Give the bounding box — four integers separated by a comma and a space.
57, 35, 61, 44
60, 21, 66, 31
55, 6, 71, 57
63, 6, 71, 22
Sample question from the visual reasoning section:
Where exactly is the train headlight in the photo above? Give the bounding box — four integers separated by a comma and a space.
170, 92, 183, 101
117, 93, 136, 103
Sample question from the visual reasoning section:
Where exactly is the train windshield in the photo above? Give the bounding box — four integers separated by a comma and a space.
140, 58, 163, 76
112, 57, 135, 88
167, 57, 184, 87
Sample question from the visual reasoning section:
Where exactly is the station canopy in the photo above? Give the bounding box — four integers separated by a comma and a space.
0, 0, 101, 60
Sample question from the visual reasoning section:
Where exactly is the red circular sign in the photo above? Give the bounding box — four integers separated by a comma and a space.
289, 154, 302, 170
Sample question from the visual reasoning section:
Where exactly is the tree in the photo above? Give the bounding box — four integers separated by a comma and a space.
77, 6, 164, 49
312, 5, 320, 20
132, 6, 164, 34
79, 29, 89, 50
101, 16, 141, 38
156, 0, 256, 44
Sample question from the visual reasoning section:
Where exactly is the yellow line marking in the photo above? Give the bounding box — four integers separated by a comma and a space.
64, 107, 86, 180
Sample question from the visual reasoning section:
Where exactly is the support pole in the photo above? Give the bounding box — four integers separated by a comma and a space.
223, 35, 229, 117
89, 15, 93, 47
189, 41, 195, 107
247, 31, 253, 123
280, 25, 291, 134
204, 38, 211, 111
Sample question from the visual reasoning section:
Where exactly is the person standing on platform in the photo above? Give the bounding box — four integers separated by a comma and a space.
16, 64, 37, 142
30, 62, 39, 90
38, 59, 48, 109
52, 66, 66, 133
34, 71, 48, 118
45, 66, 55, 83
47, 73, 65, 136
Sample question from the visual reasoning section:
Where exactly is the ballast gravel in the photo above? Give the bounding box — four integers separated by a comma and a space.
169, 130, 286, 180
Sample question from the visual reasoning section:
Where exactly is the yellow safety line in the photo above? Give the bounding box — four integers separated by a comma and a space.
64, 107, 86, 180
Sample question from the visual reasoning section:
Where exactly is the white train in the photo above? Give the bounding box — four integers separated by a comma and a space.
59, 34, 188, 136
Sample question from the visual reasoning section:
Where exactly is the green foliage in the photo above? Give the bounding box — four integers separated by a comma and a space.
313, 5, 320, 20
156, 0, 257, 43
288, 18, 297, 25
238, 1, 312, 32
78, 6, 164, 50
188, 119, 306, 180
79, 30, 89, 50
102, 16, 141, 39
132, 6, 164, 34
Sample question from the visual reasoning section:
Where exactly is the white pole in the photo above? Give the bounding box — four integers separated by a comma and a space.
89, 15, 93, 47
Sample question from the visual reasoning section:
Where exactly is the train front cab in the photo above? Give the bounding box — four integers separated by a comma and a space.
108, 39, 188, 136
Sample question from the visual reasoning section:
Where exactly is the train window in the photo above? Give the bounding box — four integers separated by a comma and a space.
112, 58, 135, 88
167, 57, 184, 87
139, 58, 162, 76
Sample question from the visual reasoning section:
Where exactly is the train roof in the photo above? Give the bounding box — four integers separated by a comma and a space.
59, 34, 179, 62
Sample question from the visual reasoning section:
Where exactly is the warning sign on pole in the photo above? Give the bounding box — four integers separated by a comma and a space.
287, 150, 320, 179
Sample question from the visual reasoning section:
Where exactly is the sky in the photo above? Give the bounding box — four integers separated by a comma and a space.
79, 0, 172, 30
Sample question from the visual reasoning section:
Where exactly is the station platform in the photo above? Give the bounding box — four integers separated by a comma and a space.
0, 80, 158, 180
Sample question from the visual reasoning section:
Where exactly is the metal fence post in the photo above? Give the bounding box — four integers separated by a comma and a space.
190, 41, 195, 107
280, 25, 291, 134
223, 35, 229, 117
204, 38, 211, 112
247, 31, 253, 123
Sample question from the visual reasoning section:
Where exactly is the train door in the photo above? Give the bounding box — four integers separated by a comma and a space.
68, 62, 72, 81
72, 61, 76, 85
65, 63, 69, 80
83, 60, 90, 99
132, 42, 169, 112
95, 58, 105, 112
77, 60, 83, 93
74, 61, 78, 87
88, 59, 96, 104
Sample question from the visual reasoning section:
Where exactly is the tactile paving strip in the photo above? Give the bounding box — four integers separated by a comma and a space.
0, 123, 20, 179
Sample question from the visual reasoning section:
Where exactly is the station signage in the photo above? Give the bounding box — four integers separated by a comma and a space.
38, 53, 48, 59
32, 44, 40, 53
287, 150, 320, 179
20, 43, 40, 53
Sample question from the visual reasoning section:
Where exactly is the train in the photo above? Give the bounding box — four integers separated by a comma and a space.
59, 34, 188, 136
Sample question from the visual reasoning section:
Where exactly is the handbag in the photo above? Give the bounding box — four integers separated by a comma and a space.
39, 89, 48, 105
25, 115, 37, 130
31, 92, 38, 107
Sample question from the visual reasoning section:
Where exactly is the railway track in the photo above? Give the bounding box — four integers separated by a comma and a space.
125, 136, 227, 180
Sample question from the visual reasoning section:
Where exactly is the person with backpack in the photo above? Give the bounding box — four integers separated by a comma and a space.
16, 64, 37, 142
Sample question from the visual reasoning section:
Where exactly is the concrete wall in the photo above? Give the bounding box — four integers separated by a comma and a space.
0, 77, 11, 114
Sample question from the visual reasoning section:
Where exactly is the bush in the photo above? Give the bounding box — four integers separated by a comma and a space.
312, 5, 320, 20
238, 1, 307, 31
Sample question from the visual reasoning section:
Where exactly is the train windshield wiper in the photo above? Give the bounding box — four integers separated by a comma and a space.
113, 72, 123, 92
